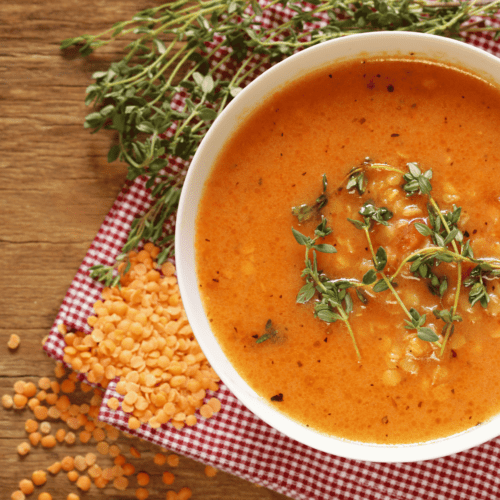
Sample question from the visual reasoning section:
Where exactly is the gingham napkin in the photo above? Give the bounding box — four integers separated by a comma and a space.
44, 3, 500, 499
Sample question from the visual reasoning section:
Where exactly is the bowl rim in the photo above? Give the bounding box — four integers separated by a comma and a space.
176, 31, 500, 463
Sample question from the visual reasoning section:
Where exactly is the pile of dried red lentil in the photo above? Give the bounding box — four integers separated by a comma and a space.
3, 246, 221, 499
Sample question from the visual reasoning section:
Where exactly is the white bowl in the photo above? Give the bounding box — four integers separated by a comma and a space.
175, 32, 500, 463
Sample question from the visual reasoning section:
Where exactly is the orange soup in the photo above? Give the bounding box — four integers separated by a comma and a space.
195, 57, 500, 444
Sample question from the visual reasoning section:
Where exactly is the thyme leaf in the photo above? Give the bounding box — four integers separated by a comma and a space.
256, 319, 279, 344
292, 174, 328, 222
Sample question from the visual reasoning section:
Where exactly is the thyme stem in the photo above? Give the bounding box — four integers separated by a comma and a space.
363, 227, 413, 320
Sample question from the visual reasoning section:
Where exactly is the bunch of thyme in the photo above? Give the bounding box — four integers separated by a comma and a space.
62, 0, 500, 285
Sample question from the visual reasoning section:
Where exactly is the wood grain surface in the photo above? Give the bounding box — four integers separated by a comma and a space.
0, 1, 291, 498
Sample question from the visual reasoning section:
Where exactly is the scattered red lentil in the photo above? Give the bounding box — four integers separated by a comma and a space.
54, 362, 66, 379
67, 470, 79, 482
13, 394, 28, 410
29, 432, 41, 446
154, 453, 167, 465
17, 442, 30, 456
94, 476, 108, 489
23, 382, 37, 398
74, 455, 87, 472
38, 493, 52, 500
2, 394, 14, 409
41, 435, 56, 448
14, 381, 26, 394
39, 422, 51, 434
31, 470, 47, 486
78, 430, 91, 444
61, 456, 75, 472
113, 475, 129, 491
204, 465, 218, 477
8, 334, 21, 350
45, 393, 58, 406
88, 464, 102, 479
25, 419, 38, 434
85, 452, 97, 467
76, 475, 91, 491
162, 471, 175, 485
19, 479, 34, 495
38, 378, 51, 391
167, 454, 179, 467
114, 454, 126, 466
136, 487, 149, 500
64, 432, 76, 445
92, 427, 105, 442
47, 462, 62, 475
47, 406, 61, 419
137, 471, 150, 486
27, 398, 40, 411
55, 428, 66, 442
96, 441, 109, 455
177, 487, 193, 500
36, 390, 47, 402
122, 463, 136, 476
34, 405, 48, 421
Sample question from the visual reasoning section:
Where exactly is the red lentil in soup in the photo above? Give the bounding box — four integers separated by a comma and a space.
195, 57, 500, 444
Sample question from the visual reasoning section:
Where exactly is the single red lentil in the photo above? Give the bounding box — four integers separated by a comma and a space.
137, 472, 150, 486
162, 471, 175, 485
31, 470, 47, 486
17, 442, 30, 456
19, 479, 34, 495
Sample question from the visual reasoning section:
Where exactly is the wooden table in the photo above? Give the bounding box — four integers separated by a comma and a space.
0, 1, 291, 498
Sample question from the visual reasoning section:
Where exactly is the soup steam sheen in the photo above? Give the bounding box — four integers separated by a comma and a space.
195, 56, 500, 444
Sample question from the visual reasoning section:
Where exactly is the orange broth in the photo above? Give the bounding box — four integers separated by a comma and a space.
195, 57, 500, 444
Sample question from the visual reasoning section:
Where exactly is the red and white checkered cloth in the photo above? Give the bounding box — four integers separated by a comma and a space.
44, 3, 500, 499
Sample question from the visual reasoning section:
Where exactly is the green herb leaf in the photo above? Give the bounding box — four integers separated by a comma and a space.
315, 308, 342, 323
313, 243, 337, 254
292, 227, 310, 246
292, 175, 329, 222
374, 247, 388, 271
297, 282, 315, 303
417, 327, 439, 343
107, 144, 120, 163
362, 269, 377, 285
347, 218, 366, 230
414, 222, 433, 237
256, 319, 279, 344
373, 279, 389, 293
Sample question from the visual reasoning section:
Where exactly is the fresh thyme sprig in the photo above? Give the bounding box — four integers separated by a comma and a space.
292, 218, 361, 360
346, 160, 500, 355
62, 0, 500, 286
348, 201, 440, 344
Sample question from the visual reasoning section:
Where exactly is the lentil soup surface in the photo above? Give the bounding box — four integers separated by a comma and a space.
195, 57, 500, 444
